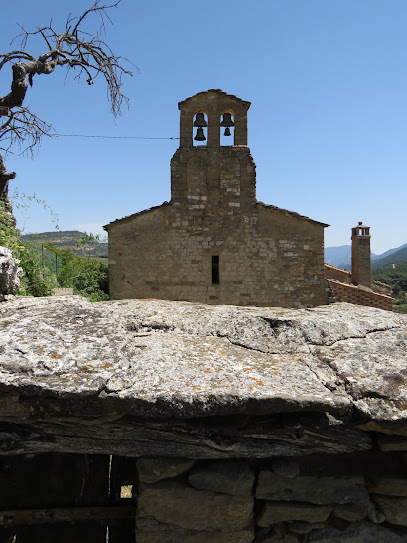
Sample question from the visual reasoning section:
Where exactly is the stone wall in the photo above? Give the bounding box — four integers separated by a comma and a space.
107, 147, 328, 308
324, 265, 393, 311
328, 279, 393, 311
133, 449, 407, 542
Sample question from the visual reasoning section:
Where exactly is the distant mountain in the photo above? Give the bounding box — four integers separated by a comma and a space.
372, 245, 407, 269
21, 230, 108, 258
324, 245, 352, 268
325, 243, 407, 269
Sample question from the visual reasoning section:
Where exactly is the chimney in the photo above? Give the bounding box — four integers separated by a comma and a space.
351, 222, 371, 287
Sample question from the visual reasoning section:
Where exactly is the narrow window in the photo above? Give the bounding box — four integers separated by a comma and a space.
212, 255, 219, 285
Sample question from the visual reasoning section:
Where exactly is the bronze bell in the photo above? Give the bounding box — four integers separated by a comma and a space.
220, 112, 234, 127
194, 126, 206, 141
224, 127, 231, 137
193, 113, 207, 127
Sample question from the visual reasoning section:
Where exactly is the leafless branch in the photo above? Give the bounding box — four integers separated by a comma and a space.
0, 0, 134, 199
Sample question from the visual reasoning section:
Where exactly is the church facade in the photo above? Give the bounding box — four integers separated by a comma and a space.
105, 90, 330, 308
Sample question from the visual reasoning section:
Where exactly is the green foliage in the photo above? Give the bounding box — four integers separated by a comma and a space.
372, 262, 407, 313
0, 200, 22, 257
45, 243, 109, 302
0, 202, 108, 301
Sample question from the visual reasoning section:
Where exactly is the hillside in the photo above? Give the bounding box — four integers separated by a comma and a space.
372, 244, 407, 269
372, 261, 407, 313
21, 230, 108, 258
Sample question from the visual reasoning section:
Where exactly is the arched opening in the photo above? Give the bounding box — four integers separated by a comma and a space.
220, 111, 235, 146
193, 112, 208, 147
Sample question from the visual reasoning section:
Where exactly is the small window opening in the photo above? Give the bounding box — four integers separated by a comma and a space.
212, 255, 219, 285
120, 484, 133, 499
193, 112, 208, 146
220, 112, 235, 146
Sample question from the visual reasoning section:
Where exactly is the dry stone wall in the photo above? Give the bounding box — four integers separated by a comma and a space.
133, 451, 407, 542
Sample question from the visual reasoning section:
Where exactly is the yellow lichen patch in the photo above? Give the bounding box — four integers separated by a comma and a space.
99, 363, 113, 369
49, 353, 63, 359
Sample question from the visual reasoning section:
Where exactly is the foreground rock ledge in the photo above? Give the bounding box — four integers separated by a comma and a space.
0, 296, 406, 457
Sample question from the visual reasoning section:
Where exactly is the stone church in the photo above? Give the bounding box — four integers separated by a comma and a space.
105, 89, 331, 308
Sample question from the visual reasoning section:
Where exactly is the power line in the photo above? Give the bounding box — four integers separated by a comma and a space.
55, 133, 179, 140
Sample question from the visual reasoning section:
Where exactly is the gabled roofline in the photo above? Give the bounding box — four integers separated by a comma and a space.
103, 202, 170, 231
257, 202, 330, 227
178, 89, 251, 110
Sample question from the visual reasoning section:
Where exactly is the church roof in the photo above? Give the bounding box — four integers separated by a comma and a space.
258, 202, 330, 227
104, 201, 329, 230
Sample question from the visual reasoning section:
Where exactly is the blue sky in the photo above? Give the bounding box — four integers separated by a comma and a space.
1, 0, 406, 254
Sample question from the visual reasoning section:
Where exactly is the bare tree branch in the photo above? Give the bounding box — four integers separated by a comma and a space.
0, 0, 134, 202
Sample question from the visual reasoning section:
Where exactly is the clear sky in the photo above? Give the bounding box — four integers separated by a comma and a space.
1, 0, 406, 254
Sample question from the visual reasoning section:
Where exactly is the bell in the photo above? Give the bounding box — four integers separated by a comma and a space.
220, 113, 234, 127
224, 127, 231, 137
193, 113, 207, 127
194, 126, 206, 141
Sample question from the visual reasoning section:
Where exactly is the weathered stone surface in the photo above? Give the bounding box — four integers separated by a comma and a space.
136, 480, 253, 532
288, 521, 326, 534
137, 457, 195, 483
271, 459, 300, 478
333, 502, 367, 522
136, 518, 253, 542
257, 470, 368, 505
377, 435, 407, 451
0, 297, 406, 455
258, 502, 331, 526
308, 520, 407, 542
0, 246, 22, 296
136, 526, 253, 543
188, 460, 254, 495
260, 523, 300, 542
373, 496, 407, 527
367, 477, 407, 496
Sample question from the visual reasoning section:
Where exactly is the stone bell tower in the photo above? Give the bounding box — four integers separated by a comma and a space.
351, 222, 372, 287
170, 89, 256, 215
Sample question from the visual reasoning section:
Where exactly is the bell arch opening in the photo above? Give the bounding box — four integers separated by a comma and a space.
220, 111, 235, 146
193, 112, 208, 147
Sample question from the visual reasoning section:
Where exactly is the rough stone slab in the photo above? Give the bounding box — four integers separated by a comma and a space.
257, 470, 369, 505
136, 528, 254, 543
136, 480, 253, 532
367, 477, 407, 496
188, 460, 254, 495
137, 457, 195, 483
377, 435, 407, 451
288, 521, 326, 534
271, 459, 300, 478
308, 520, 407, 542
258, 502, 331, 526
0, 297, 407, 454
0, 246, 22, 296
136, 518, 253, 542
310, 327, 407, 422
333, 502, 367, 522
373, 496, 407, 527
